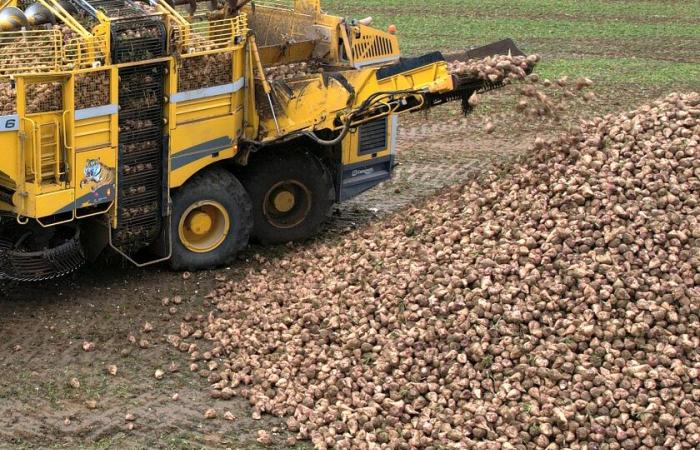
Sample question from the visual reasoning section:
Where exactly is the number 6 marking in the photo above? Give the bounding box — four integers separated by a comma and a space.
0, 116, 19, 132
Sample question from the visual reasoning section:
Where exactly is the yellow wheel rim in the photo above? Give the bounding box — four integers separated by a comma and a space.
263, 181, 312, 229
273, 190, 296, 213
178, 200, 230, 253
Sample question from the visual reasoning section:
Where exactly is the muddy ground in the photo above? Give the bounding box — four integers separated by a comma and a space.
0, 83, 684, 449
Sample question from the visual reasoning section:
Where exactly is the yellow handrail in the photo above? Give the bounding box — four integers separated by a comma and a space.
157, 0, 247, 55
20, 116, 38, 184
0, 0, 106, 76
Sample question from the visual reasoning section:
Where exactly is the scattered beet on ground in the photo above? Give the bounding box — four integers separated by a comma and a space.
173, 92, 700, 449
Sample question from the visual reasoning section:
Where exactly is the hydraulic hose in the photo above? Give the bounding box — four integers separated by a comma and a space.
302, 88, 427, 146
245, 88, 427, 148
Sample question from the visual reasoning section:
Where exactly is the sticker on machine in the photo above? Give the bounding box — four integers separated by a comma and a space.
0, 115, 19, 132
79, 158, 116, 206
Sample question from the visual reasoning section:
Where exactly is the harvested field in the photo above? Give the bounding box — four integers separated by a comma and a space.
1, 0, 699, 449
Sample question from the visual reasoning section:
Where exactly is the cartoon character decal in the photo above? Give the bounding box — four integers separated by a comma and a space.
79, 158, 115, 206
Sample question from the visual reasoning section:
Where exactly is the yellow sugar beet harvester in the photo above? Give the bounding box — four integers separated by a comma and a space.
0, 0, 526, 280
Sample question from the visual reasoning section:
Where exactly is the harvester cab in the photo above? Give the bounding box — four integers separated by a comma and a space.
0, 0, 533, 281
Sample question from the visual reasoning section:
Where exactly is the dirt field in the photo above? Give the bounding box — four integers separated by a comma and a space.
1, 0, 699, 448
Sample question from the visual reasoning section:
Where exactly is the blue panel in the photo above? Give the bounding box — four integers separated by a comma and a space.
171, 136, 233, 170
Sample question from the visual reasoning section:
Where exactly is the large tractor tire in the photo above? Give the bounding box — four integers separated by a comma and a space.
239, 150, 335, 245
170, 168, 252, 271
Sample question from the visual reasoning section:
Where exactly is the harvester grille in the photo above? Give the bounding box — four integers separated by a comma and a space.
0, 29, 65, 76
111, 16, 167, 63
167, 13, 247, 54
0, 29, 106, 76
358, 118, 388, 155
177, 52, 232, 91
64, 35, 108, 68
75, 70, 111, 110
114, 63, 165, 251
25, 81, 63, 114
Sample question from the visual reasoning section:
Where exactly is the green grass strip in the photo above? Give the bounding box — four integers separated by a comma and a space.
538, 57, 700, 85
324, 0, 700, 22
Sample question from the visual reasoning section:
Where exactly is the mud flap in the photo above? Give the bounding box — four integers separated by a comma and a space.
80, 217, 110, 262
338, 155, 393, 202
337, 116, 398, 202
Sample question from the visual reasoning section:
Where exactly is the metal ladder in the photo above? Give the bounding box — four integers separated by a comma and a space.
38, 121, 63, 184
25, 118, 63, 186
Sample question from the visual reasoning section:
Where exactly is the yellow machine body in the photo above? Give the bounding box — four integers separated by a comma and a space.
0, 0, 478, 279
0, 0, 450, 220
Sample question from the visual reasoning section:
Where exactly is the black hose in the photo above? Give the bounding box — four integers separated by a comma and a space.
247, 88, 427, 148
302, 118, 354, 146
304, 88, 426, 146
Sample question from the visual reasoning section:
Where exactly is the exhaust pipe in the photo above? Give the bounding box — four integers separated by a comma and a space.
0, 6, 28, 31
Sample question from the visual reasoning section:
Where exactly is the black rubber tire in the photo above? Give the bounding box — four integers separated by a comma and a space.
169, 168, 252, 271
239, 150, 335, 245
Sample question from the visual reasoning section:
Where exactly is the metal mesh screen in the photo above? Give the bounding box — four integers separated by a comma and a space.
75, 70, 111, 110
0, 81, 16, 115
26, 81, 63, 114
246, 3, 314, 46
115, 63, 165, 251
178, 52, 232, 91
111, 17, 167, 63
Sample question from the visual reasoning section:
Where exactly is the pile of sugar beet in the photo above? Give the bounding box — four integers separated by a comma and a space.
170, 92, 700, 449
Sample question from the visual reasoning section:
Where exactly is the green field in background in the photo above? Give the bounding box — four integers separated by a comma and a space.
324, 0, 700, 87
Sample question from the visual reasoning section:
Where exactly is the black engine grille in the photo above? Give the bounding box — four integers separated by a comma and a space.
111, 17, 166, 64
358, 118, 388, 156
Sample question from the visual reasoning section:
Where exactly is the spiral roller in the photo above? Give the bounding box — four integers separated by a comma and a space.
0, 6, 28, 31
0, 2, 65, 31
25, 2, 56, 26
